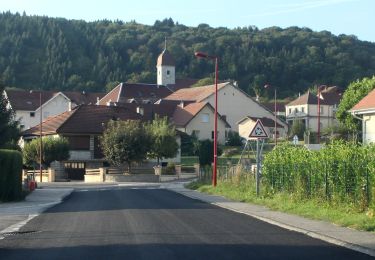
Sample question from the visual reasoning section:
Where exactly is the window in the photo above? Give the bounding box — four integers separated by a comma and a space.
320, 106, 324, 114
166, 70, 170, 76
20, 124, 25, 129
201, 113, 209, 123
30, 112, 35, 117
289, 108, 292, 114
294, 108, 298, 113
301, 107, 305, 113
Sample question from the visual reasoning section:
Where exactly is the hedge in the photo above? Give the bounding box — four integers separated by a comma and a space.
0, 149, 23, 201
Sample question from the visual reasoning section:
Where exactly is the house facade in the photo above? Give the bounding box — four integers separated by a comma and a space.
350, 88, 375, 144
5, 90, 104, 130
238, 116, 285, 140
285, 87, 342, 132
164, 82, 288, 137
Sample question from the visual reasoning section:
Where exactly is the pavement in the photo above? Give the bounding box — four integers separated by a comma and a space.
0, 181, 375, 258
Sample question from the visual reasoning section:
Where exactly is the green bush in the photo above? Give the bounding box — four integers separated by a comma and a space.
23, 136, 70, 168
0, 149, 23, 201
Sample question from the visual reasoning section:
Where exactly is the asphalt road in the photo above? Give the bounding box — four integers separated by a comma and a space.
0, 186, 373, 260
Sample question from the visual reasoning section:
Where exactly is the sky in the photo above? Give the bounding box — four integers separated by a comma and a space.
0, 0, 374, 42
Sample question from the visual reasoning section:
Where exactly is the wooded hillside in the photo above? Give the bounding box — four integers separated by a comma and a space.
1, 12, 375, 98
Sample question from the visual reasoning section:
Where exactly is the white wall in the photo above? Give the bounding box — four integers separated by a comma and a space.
157, 65, 175, 85
180, 106, 228, 144
204, 84, 287, 136
363, 114, 375, 145
16, 94, 71, 129
238, 118, 285, 140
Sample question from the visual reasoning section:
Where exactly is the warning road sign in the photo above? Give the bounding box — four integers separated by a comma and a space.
249, 119, 268, 139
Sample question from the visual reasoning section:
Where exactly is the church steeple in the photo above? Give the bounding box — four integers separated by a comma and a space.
156, 40, 175, 86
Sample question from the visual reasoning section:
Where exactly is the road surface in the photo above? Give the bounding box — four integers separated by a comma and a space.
0, 186, 372, 259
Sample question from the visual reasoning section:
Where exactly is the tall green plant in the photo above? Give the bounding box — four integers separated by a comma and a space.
23, 136, 70, 167
147, 116, 179, 165
100, 120, 152, 171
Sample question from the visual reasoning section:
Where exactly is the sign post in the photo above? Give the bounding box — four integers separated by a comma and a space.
249, 119, 268, 196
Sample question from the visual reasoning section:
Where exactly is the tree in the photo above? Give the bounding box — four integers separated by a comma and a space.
147, 116, 179, 165
0, 82, 20, 148
225, 130, 243, 146
336, 76, 375, 132
195, 139, 223, 166
100, 120, 151, 171
23, 136, 70, 167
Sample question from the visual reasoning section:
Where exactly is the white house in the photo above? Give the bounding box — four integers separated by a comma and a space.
285, 87, 342, 132
350, 88, 375, 144
164, 82, 288, 137
238, 116, 285, 140
5, 90, 105, 130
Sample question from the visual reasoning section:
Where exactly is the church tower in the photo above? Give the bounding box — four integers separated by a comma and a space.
156, 41, 175, 86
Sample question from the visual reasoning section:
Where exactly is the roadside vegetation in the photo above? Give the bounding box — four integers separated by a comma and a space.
188, 141, 375, 232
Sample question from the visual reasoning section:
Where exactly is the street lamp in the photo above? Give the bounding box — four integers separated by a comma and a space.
264, 84, 277, 145
195, 51, 218, 187
317, 85, 326, 144
31, 90, 43, 183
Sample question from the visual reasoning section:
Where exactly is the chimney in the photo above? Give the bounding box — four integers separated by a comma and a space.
96, 97, 100, 105
179, 101, 184, 108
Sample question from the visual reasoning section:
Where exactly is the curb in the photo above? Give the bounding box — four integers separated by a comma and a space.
168, 187, 375, 258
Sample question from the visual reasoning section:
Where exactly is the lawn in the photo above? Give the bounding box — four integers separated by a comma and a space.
187, 180, 375, 232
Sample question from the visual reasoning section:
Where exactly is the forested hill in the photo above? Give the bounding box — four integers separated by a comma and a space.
1, 12, 375, 98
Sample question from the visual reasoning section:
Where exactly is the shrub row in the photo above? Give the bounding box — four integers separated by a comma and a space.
0, 149, 23, 201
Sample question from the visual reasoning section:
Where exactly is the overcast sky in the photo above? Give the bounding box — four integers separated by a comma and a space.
1, 0, 374, 42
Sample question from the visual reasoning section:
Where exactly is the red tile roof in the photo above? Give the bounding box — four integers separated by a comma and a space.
351, 88, 375, 112
239, 116, 283, 128
287, 91, 341, 106
168, 78, 199, 91
157, 49, 175, 66
6, 90, 105, 111
6, 90, 56, 110
98, 83, 173, 105
164, 82, 229, 102
23, 105, 142, 136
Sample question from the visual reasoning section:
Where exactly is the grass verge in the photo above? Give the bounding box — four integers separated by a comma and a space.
186, 180, 375, 232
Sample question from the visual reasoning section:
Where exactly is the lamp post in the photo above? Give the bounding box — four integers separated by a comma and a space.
264, 84, 277, 145
29, 90, 43, 183
195, 51, 218, 187
39, 90, 43, 183
317, 85, 325, 144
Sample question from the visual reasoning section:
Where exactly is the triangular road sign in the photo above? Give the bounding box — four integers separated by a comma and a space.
249, 119, 269, 139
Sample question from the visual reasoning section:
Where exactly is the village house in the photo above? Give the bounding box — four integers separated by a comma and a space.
237, 116, 285, 141
350, 88, 375, 144
22, 105, 146, 180
21, 100, 230, 180
163, 82, 288, 137
285, 86, 342, 132
4, 89, 105, 130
